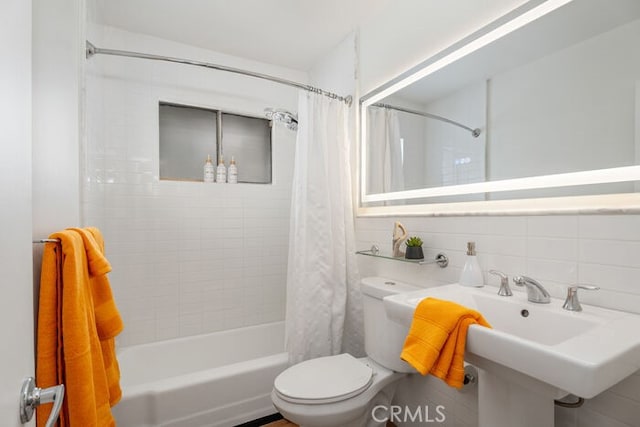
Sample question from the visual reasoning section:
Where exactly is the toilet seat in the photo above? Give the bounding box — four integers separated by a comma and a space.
274, 354, 374, 404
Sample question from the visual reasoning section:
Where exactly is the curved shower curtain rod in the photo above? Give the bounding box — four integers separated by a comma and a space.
86, 41, 352, 106
372, 102, 481, 138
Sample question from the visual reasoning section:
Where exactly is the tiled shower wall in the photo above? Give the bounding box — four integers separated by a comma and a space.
356, 214, 640, 427
84, 25, 302, 347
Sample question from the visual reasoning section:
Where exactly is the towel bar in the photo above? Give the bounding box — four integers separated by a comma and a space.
33, 239, 61, 243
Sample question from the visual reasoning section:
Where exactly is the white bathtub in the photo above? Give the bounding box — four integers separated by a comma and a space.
113, 321, 288, 427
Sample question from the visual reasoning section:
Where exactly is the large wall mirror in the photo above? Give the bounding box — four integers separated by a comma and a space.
360, 0, 640, 215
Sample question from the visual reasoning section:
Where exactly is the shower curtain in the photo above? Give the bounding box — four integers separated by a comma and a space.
285, 91, 362, 364
368, 106, 404, 193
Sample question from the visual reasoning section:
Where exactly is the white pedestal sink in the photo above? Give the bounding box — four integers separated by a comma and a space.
384, 284, 640, 427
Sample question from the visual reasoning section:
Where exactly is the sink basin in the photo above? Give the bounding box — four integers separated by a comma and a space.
384, 284, 640, 399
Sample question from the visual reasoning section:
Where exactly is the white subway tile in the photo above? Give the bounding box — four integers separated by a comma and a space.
579, 215, 640, 241
202, 311, 225, 332
527, 215, 578, 238
178, 321, 203, 337
480, 254, 527, 279
582, 389, 640, 427
575, 407, 628, 427
526, 258, 578, 284
483, 235, 527, 256
580, 239, 640, 268
608, 369, 640, 404
527, 237, 578, 262
578, 263, 640, 295
156, 326, 179, 342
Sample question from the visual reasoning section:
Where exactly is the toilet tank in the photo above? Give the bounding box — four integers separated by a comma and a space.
361, 277, 419, 373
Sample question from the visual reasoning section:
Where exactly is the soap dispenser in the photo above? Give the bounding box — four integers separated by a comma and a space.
459, 242, 484, 287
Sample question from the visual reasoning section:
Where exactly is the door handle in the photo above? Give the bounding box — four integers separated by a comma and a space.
20, 377, 65, 427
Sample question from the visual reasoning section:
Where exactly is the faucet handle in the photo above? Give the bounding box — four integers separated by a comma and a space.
563, 284, 600, 312
570, 284, 600, 291
489, 270, 512, 296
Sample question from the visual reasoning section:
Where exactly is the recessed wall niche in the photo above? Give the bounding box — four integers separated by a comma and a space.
159, 102, 272, 183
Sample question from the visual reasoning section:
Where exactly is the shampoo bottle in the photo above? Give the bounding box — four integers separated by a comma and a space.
228, 156, 238, 184
459, 241, 484, 287
216, 155, 227, 183
203, 154, 215, 183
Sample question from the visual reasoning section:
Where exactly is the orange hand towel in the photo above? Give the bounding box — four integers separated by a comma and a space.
37, 229, 121, 427
400, 297, 491, 388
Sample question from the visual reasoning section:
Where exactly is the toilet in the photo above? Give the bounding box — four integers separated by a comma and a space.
271, 277, 419, 427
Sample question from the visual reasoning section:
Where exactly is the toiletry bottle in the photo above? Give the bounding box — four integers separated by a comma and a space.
228, 156, 238, 184
216, 155, 227, 183
204, 154, 215, 183
459, 242, 484, 287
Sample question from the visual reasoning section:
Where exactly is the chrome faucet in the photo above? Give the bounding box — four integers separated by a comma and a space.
562, 285, 599, 311
489, 270, 512, 296
513, 276, 551, 303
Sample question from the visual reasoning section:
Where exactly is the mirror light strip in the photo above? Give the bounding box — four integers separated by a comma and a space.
362, 0, 574, 107
360, 107, 369, 203
358, 193, 640, 217
363, 166, 640, 203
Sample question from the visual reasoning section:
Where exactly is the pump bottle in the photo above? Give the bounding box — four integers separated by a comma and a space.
459, 242, 484, 287
204, 154, 214, 183
216, 155, 227, 183
228, 156, 238, 184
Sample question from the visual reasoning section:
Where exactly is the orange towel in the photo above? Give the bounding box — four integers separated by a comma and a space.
71, 227, 124, 406
400, 297, 491, 388
37, 228, 123, 427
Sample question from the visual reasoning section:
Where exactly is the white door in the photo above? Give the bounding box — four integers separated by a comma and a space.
1, 1, 36, 425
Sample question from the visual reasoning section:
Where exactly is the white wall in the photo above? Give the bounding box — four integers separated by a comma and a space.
31, 0, 84, 355
0, 1, 35, 424
32, 0, 82, 238
28, 0, 84, 419
348, 2, 640, 426
85, 25, 301, 346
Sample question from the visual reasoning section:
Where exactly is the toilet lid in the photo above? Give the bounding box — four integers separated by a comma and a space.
274, 354, 374, 404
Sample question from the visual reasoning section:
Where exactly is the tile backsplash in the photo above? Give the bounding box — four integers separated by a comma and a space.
84, 183, 292, 347
356, 215, 640, 314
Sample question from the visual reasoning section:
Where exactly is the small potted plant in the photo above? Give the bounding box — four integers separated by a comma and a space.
405, 236, 424, 260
